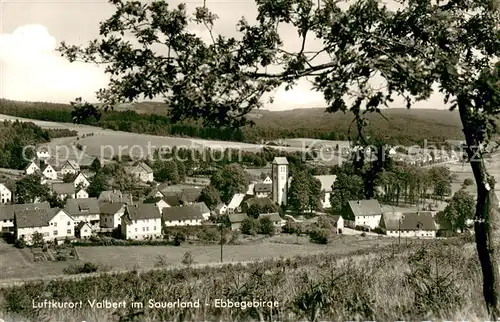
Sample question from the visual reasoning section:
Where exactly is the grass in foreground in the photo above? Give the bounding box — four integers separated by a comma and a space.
0, 238, 486, 321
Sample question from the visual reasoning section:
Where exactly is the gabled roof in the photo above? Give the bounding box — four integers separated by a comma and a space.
76, 221, 92, 230
99, 201, 126, 215
193, 202, 210, 214
179, 188, 203, 203
381, 211, 437, 231
128, 162, 153, 174
123, 204, 160, 222
65, 198, 100, 215
258, 213, 282, 222
0, 183, 11, 192
228, 193, 246, 209
215, 203, 227, 211
162, 205, 205, 222
63, 160, 80, 170
245, 197, 274, 208
348, 200, 383, 217
74, 172, 89, 181
52, 183, 75, 195
164, 195, 182, 207
24, 161, 40, 171
42, 164, 56, 172
254, 183, 272, 193
228, 213, 248, 223
313, 175, 337, 192
272, 157, 289, 165
15, 208, 69, 229
0, 202, 50, 221
146, 189, 165, 199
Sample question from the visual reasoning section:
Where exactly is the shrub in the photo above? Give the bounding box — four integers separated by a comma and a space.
173, 232, 186, 246
181, 252, 195, 266
309, 229, 328, 244
63, 262, 99, 275
240, 218, 257, 235
14, 239, 26, 249
56, 254, 68, 261
154, 254, 169, 268
258, 217, 275, 236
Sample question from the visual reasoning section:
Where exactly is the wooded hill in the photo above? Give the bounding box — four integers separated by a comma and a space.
0, 99, 465, 145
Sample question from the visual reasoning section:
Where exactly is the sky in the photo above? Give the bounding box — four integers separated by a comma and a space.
0, 0, 449, 111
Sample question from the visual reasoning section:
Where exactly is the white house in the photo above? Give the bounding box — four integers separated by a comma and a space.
272, 157, 289, 206
0, 202, 50, 234
215, 203, 228, 216
155, 199, 170, 213
258, 213, 286, 229
75, 221, 92, 239
263, 176, 272, 184
121, 204, 162, 240
98, 190, 132, 203
99, 201, 126, 229
36, 149, 50, 160
60, 160, 80, 176
0, 183, 12, 204
24, 161, 40, 175
147, 189, 166, 200
346, 199, 383, 229
64, 198, 100, 230
228, 213, 249, 231
313, 175, 337, 209
193, 202, 211, 220
227, 193, 246, 214
76, 189, 89, 199
332, 215, 344, 234
73, 173, 90, 188
15, 208, 75, 245
162, 204, 205, 227
126, 162, 154, 183
41, 164, 58, 180
52, 183, 76, 200
380, 211, 437, 238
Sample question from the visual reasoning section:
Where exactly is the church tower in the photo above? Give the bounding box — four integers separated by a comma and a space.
272, 157, 289, 206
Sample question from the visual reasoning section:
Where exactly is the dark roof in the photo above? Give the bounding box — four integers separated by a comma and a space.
272, 157, 289, 165
123, 204, 160, 222
52, 183, 75, 195
245, 197, 274, 208
15, 208, 68, 229
164, 195, 182, 207
99, 201, 126, 215
76, 221, 91, 230
162, 205, 204, 222
348, 200, 383, 217
0, 202, 50, 221
146, 189, 165, 199
215, 203, 227, 211
331, 215, 342, 224
98, 190, 132, 203
179, 188, 203, 203
258, 213, 282, 222
193, 202, 210, 214
64, 198, 100, 215
381, 211, 437, 231
254, 183, 272, 193
228, 213, 248, 223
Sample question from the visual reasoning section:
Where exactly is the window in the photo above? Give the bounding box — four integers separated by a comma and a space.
135, 228, 138, 232
67, 221, 71, 226
3, 220, 6, 223
53, 230, 58, 236
146, 227, 149, 231
66, 229, 71, 234
154, 226, 156, 231
143, 227, 145, 232
53, 222, 57, 227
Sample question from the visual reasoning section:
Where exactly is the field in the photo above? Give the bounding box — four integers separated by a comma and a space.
0, 235, 393, 284
0, 238, 486, 322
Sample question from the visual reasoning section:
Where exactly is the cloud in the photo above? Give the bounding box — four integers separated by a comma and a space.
0, 24, 109, 103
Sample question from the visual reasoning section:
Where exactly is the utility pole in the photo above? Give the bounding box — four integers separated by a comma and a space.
220, 222, 223, 263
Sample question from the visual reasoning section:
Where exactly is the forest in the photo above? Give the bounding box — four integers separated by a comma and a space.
0, 99, 465, 145
0, 120, 76, 170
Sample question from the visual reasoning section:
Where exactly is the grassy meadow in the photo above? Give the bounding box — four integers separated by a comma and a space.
0, 237, 488, 322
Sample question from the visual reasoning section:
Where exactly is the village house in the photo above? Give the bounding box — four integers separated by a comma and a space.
121, 204, 162, 240
380, 211, 437, 238
24, 161, 40, 175
99, 201, 126, 229
162, 204, 205, 227
98, 190, 133, 203
126, 162, 154, 183
254, 183, 272, 198
59, 160, 80, 176
76, 188, 89, 199
215, 203, 228, 216
0, 202, 50, 234
0, 183, 12, 204
73, 172, 90, 188
179, 188, 203, 205
42, 164, 58, 180
14, 208, 75, 245
246, 183, 255, 196
345, 200, 383, 230
258, 213, 286, 229
263, 176, 272, 184
228, 213, 248, 231
146, 189, 166, 200
227, 193, 246, 214
313, 175, 337, 209
193, 202, 211, 220
36, 149, 50, 160
52, 183, 76, 200
64, 198, 100, 230
331, 215, 344, 234
75, 221, 92, 239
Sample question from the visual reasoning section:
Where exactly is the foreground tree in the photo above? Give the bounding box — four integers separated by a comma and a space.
59, 0, 500, 317
15, 175, 50, 204
210, 164, 247, 203
442, 189, 476, 232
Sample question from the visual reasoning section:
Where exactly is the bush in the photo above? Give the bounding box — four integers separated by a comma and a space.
14, 239, 26, 249
181, 252, 195, 266
56, 254, 68, 261
258, 217, 275, 236
240, 218, 257, 235
63, 262, 99, 275
309, 229, 328, 244
173, 232, 186, 246
372, 227, 386, 235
